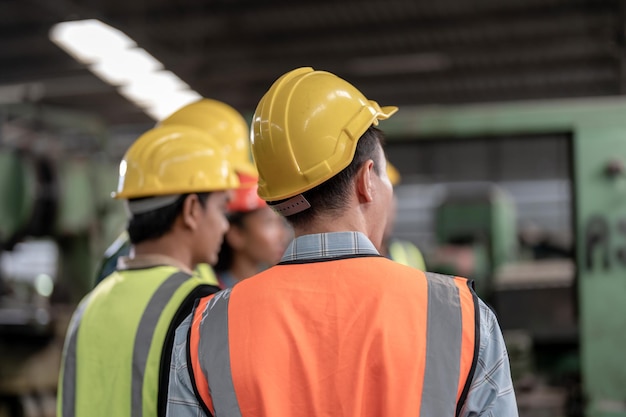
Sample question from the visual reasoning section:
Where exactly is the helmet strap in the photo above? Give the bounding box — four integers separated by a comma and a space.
269, 194, 311, 217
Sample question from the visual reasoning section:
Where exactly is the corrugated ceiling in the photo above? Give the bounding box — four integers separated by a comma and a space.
0, 0, 623, 126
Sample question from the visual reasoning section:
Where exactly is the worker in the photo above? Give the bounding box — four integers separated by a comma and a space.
94, 98, 257, 286
165, 67, 518, 417
214, 172, 290, 288
57, 125, 239, 417
381, 162, 427, 270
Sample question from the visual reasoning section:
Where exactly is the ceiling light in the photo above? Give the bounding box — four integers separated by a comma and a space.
118, 71, 189, 104
140, 90, 203, 120
49, 19, 201, 121
50, 19, 134, 64
90, 49, 164, 85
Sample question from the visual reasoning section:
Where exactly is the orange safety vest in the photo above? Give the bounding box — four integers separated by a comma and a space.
188, 256, 478, 417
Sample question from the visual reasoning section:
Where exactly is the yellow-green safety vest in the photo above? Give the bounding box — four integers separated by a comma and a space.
389, 239, 426, 270
57, 265, 219, 417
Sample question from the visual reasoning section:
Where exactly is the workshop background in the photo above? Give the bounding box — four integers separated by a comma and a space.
2, 0, 626, 416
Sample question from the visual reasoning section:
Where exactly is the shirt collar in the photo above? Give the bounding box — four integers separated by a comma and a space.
117, 254, 194, 274
280, 231, 380, 262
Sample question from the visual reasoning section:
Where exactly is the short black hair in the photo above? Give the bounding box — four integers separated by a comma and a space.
127, 192, 210, 244
271, 126, 386, 229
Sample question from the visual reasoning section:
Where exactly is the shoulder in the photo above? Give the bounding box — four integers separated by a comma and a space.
476, 299, 501, 346
461, 298, 518, 416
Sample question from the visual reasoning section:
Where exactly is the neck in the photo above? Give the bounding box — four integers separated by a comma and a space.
292, 205, 382, 250
293, 205, 366, 234
227, 252, 260, 282
133, 235, 193, 272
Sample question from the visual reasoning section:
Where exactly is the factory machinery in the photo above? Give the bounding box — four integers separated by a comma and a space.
384, 96, 626, 417
406, 182, 579, 417
2, 96, 626, 417
0, 104, 125, 417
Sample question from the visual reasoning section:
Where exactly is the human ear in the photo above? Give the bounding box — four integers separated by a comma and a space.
356, 160, 375, 203
182, 194, 200, 231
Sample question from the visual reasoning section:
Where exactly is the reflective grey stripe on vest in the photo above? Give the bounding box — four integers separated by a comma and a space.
61, 295, 92, 417
197, 288, 242, 417
131, 271, 191, 417
195, 275, 466, 417
420, 272, 463, 417
60, 271, 192, 417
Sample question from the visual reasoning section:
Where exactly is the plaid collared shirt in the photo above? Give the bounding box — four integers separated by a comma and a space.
279, 231, 380, 262
166, 232, 518, 417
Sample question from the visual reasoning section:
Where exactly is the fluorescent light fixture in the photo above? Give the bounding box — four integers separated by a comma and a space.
49, 19, 201, 121
50, 19, 135, 64
141, 90, 203, 120
119, 71, 189, 104
90, 49, 164, 85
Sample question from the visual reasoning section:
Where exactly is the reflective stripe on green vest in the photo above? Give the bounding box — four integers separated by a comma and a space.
58, 266, 213, 417
195, 263, 219, 286
389, 240, 426, 270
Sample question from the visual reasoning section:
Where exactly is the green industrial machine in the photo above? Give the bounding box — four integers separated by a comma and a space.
431, 183, 518, 299
384, 97, 626, 417
4, 97, 626, 416
0, 104, 126, 416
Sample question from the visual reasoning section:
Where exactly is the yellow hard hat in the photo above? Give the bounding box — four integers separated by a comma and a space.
160, 98, 257, 179
251, 67, 398, 201
387, 162, 401, 186
113, 124, 239, 199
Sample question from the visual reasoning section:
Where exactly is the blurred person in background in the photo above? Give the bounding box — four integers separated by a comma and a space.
214, 172, 290, 288
381, 162, 427, 270
57, 125, 239, 417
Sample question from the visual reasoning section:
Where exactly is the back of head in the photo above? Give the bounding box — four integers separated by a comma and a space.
251, 67, 397, 223
113, 124, 240, 244
160, 98, 257, 179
